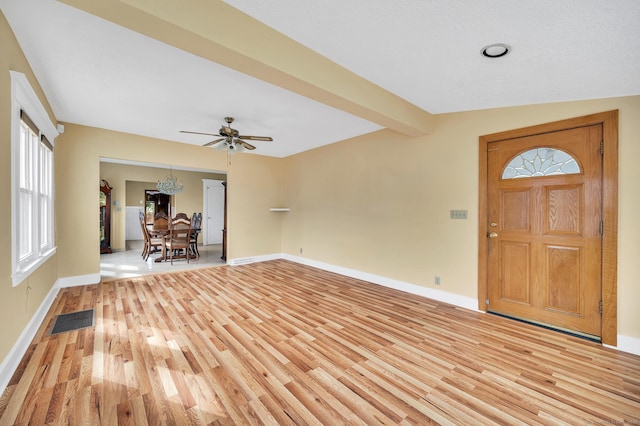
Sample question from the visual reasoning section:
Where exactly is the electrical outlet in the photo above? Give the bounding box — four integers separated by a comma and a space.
450, 209, 468, 220
434, 276, 441, 285
299, 248, 303, 254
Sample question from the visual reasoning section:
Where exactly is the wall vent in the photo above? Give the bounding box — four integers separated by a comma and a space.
232, 257, 254, 265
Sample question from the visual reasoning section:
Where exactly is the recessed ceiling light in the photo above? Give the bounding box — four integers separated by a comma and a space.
481, 43, 510, 58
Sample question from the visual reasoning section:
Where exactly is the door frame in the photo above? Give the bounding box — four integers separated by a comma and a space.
478, 110, 618, 345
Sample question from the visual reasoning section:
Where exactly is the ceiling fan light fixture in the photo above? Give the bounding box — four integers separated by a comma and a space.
181, 116, 272, 153
229, 142, 244, 155
481, 43, 510, 58
215, 140, 244, 155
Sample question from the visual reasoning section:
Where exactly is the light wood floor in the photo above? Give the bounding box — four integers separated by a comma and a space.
1, 260, 639, 425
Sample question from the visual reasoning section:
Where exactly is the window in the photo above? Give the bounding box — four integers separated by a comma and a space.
502, 147, 581, 179
10, 71, 58, 286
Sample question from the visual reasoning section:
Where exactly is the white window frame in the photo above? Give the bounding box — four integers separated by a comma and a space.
10, 71, 58, 286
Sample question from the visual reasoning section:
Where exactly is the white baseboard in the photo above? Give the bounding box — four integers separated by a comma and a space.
0, 273, 101, 396
609, 335, 640, 356
281, 253, 479, 312
56, 273, 101, 288
0, 283, 59, 396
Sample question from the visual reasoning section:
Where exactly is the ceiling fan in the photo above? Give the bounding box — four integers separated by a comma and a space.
180, 116, 273, 154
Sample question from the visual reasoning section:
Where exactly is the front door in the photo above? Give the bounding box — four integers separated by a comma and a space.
486, 125, 603, 338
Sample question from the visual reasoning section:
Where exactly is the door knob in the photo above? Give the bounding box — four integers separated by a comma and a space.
489, 232, 498, 239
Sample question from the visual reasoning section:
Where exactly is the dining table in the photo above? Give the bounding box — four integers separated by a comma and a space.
149, 225, 200, 263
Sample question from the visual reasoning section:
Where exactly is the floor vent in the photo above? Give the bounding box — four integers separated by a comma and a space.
49, 309, 95, 335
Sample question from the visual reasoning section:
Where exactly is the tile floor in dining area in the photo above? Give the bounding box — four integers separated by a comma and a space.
100, 240, 226, 280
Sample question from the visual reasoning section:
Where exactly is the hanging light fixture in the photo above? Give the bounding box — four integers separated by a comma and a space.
214, 137, 245, 155
157, 166, 183, 195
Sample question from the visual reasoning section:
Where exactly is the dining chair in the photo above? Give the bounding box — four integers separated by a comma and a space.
138, 212, 157, 260
139, 211, 162, 260
152, 212, 168, 236
190, 212, 202, 258
139, 212, 147, 259
162, 215, 192, 264
173, 212, 190, 221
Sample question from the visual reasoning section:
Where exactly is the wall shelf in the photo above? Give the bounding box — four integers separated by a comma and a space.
269, 208, 290, 212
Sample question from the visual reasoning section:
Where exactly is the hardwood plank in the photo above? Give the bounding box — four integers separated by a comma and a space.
0, 259, 639, 424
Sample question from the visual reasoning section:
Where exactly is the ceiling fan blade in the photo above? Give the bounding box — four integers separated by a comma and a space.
180, 130, 220, 137
238, 140, 256, 150
238, 135, 273, 141
203, 138, 225, 147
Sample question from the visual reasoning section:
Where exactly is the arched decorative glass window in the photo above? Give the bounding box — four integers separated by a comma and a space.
502, 147, 581, 179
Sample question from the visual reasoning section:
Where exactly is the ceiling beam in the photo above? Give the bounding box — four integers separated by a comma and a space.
59, 0, 434, 136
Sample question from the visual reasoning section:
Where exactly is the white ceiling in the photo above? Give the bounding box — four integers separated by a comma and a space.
228, 0, 640, 114
2, 0, 639, 158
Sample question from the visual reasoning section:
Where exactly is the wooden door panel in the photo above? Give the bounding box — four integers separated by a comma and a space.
498, 242, 531, 305
545, 185, 581, 235
501, 190, 530, 231
545, 245, 581, 314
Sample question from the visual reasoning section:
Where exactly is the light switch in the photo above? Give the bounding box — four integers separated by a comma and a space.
450, 209, 468, 219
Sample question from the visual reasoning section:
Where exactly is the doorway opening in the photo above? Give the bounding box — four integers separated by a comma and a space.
145, 190, 171, 224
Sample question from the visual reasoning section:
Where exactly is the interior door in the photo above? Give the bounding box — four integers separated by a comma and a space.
487, 125, 603, 338
203, 180, 225, 245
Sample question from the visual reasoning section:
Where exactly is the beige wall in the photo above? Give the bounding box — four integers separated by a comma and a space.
55, 123, 284, 279
224, 153, 286, 257
282, 95, 640, 341
125, 180, 153, 207
0, 12, 59, 362
100, 162, 225, 250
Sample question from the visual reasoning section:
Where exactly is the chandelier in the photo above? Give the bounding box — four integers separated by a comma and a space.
157, 167, 183, 195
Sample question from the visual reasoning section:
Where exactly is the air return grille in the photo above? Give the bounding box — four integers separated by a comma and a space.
49, 309, 95, 335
